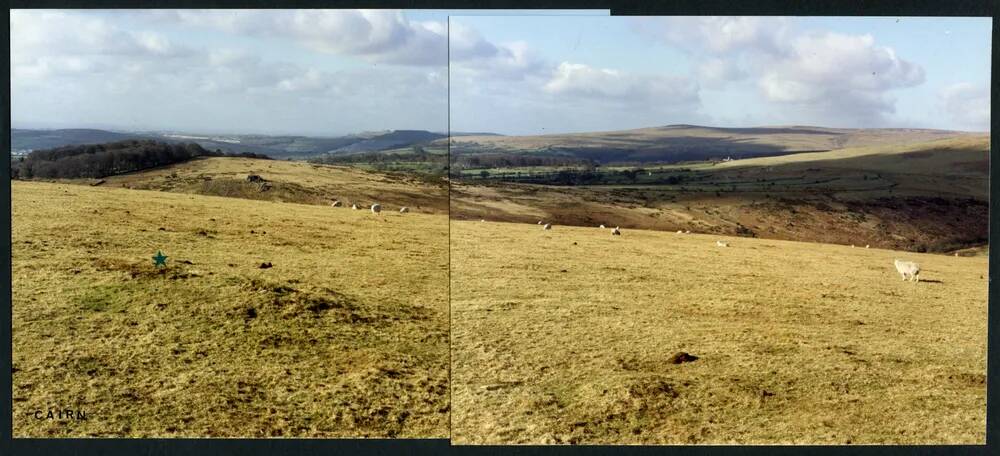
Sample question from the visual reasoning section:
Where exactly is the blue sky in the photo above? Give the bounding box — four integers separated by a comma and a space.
11, 9, 606, 136
450, 16, 991, 135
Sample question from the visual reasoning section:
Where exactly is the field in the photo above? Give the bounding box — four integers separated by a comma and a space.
88, 157, 449, 213
451, 136, 989, 253
450, 220, 987, 444
11, 173, 448, 437
448, 124, 978, 165
312, 146, 449, 176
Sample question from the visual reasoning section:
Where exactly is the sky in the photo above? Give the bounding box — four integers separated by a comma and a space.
10, 9, 606, 136
450, 16, 992, 135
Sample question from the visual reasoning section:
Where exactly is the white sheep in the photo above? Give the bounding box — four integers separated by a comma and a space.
685, 230, 691, 234
538, 221, 543, 225
611, 226, 621, 236
716, 240, 729, 247
399, 207, 409, 213
331, 200, 342, 207
600, 224, 606, 229
543, 223, 552, 231
351, 204, 359, 210
894, 259, 921, 282
865, 244, 870, 249
371, 203, 381, 215
676, 230, 683, 234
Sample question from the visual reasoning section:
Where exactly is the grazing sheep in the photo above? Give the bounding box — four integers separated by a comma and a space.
480, 219, 486, 222
894, 259, 921, 282
685, 230, 691, 234
851, 244, 855, 248
865, 244, 870, 249
543, 223, 552, 231
538, 221, 543, 225
611, 226, 621, 236
600, 224, 606, 229
676, 230, 683, 234
399, 207, 409, 213
351, 204, 359, 210
371, 203, 382, 215
716, 240, 729, 247
331, 200, 342, 207
955, 252, 960, 257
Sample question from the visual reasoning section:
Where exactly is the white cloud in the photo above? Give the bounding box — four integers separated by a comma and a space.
697, 57, 747, 87
631, 17, 928, 126
277, 69, 329, 93
450, 23, 550, 81
544, 62, 699, 106
756, 32, 924, 124
450, 22, 502, 60
155, 9, 447, 66
11, 10, 448, 135
632, 16, 790, 56
450, 21, 707, 134
11, 10, 191, 83
940, 82, 990, 131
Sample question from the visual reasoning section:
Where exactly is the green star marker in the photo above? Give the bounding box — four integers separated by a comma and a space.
153, 250, 168, 267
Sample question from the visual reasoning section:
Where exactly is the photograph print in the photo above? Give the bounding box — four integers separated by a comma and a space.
448, 15, 990, 445
10, 9, 456, 438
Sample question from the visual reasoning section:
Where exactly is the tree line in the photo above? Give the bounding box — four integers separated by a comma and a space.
308, 147, 445, 166
10, 140, 270, 179
451, 153, 593, 170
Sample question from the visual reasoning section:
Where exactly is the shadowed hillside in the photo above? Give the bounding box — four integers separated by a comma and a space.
47, 157, 449, 214
447, 124, 980, 165
13, 128, 449, 160
451, 136, 989, 253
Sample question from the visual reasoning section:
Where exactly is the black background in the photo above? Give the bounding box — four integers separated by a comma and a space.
2, 1, 996, 454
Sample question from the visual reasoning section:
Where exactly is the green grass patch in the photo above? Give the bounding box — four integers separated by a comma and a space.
75, 283, 131, 313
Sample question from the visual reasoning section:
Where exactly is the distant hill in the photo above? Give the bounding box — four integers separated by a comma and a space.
446, 124, 981, 165
11, 139, 270, 179
451, 135, 989, 252
330, 130, 448, 154
62, 156, 449, 213
450, 132, 504, 137
11, 128, 151, 152
12, 128, 449, 160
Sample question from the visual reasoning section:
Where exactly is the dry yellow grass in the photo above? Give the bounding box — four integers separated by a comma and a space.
92, 157, 449, 213
450, 220, 987, 444
448, 125, 977, 154
12, 179, 448, 438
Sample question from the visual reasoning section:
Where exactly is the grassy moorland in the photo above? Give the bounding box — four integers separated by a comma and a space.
88, 156, 449, 213
447, 124, 977, 164
11, 171, 448, 437
450, 220, 987, 444
451, 135, 989, 253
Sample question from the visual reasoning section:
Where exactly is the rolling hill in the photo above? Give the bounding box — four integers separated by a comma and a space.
446, 124, 982, 164
330, 130, 447, 154
12, 128, 449, 160
80, 157, 449, 214
11, 128, 146, 153
451, 135, 990, 253
11, 165, 449, 437
451, 220, 987, 444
